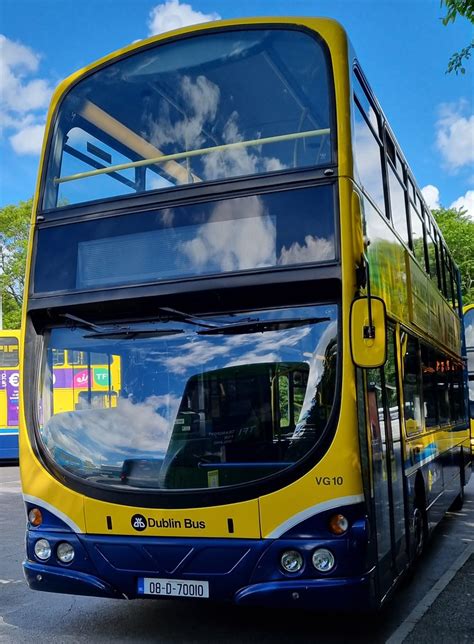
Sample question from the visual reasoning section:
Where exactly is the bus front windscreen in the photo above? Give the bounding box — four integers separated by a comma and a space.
36, 304, 338, 491
42, 27, 333, 209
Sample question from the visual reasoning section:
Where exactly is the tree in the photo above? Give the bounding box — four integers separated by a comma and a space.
441, 0, 474, 74
432, 206, 474, 305
0, 199, 32, 329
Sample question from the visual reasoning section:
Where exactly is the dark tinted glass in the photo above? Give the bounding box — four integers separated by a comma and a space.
43, 29, 333, 209
402, 334, 423, 434
34, 185, 336, 294
421, 345, 438, 427
451, 361, 466, 421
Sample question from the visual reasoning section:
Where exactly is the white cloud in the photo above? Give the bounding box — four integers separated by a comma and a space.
0, 34, 38, 73
0, 35, 53, 115
0, 34, 53, 156
9, 123, 45, 155
147, 0, 220, 36
435, 100, 474, 171
421, 184, 440, 210
450, 190, 474, 220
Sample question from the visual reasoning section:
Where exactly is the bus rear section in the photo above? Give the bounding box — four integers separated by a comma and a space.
0, 330, 20, 461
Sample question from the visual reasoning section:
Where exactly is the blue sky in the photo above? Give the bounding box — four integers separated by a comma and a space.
1, 0, 472, 216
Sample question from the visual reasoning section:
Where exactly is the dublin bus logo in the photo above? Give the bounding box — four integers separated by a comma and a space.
131, 514, 147, 531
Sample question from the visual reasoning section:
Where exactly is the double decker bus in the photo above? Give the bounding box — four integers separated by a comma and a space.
0, 330, 20, 460
464, 304, 474, 452
20, 17, 471, 610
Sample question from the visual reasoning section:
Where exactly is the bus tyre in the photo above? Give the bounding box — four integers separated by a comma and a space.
449, 486, 464, 512
412, 503, 426, 558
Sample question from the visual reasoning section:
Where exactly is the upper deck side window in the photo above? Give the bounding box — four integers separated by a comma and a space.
352, 69, 385, 215
42, 28, 334, 210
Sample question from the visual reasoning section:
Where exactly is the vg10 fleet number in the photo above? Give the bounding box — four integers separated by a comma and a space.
316, 476, 344, 486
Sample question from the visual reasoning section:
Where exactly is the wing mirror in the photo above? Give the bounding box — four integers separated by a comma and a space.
350, 296, 387, 368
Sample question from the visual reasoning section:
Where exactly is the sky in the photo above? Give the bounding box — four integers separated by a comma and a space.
0, 0, 473, 217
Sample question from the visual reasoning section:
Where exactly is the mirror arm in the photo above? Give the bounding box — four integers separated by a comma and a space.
362, 253, 375, 340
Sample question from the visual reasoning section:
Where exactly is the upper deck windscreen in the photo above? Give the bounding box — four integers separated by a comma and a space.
42, 28, 333, 209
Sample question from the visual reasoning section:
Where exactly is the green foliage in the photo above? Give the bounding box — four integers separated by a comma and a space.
432, 206, 474, 305
0, 198, 33, 329
441, 0, 474, 73
441, 0, 474, 24
446, 42, 473, 74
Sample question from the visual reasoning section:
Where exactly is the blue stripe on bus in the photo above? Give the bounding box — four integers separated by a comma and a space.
0, 432, 19, 459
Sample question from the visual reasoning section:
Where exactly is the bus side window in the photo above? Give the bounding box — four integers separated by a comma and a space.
421, 345, 438, 428
402, 334, 423, 435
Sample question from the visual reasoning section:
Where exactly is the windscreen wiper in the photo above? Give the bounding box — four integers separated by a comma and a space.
157, 306, 258, 329
157, 307, 217, 329
84, 328, 184, 340
61, 313, 183, 339
61, 312, 109, 332
197, 316, 330, 335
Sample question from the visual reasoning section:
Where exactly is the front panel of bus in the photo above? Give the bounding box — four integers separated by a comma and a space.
21, 18, 372, 609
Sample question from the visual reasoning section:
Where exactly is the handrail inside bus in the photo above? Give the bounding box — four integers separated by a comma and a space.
78, 100, 201, 186
54, 106, 330, 185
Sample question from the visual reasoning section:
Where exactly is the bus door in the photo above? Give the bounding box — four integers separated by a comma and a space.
367, 326, 406, 598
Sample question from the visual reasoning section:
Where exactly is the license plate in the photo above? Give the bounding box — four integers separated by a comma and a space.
138, 577, 209, 598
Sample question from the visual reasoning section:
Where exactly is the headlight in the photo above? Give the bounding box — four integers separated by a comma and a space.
34, 539, 51, 561
312, 548, 335, 572
56, 541, 75, 564
280, 550, 304, 573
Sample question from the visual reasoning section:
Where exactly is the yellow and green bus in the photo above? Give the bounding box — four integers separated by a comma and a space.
464, 304, 474, 452
20, 17, 471, 610
0, 330, 21, 460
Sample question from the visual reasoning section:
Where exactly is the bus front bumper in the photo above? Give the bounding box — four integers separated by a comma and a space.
23, 560, 122, 599
23, 559, 375, 610
234, 574, 374, 610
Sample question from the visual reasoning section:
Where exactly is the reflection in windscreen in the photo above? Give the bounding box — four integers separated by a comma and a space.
38, 305, 338, 490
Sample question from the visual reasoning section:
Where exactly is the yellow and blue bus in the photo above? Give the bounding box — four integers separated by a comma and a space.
20, 17, 471, 610
464, 304, 474, 452
0, 330, 21, 460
